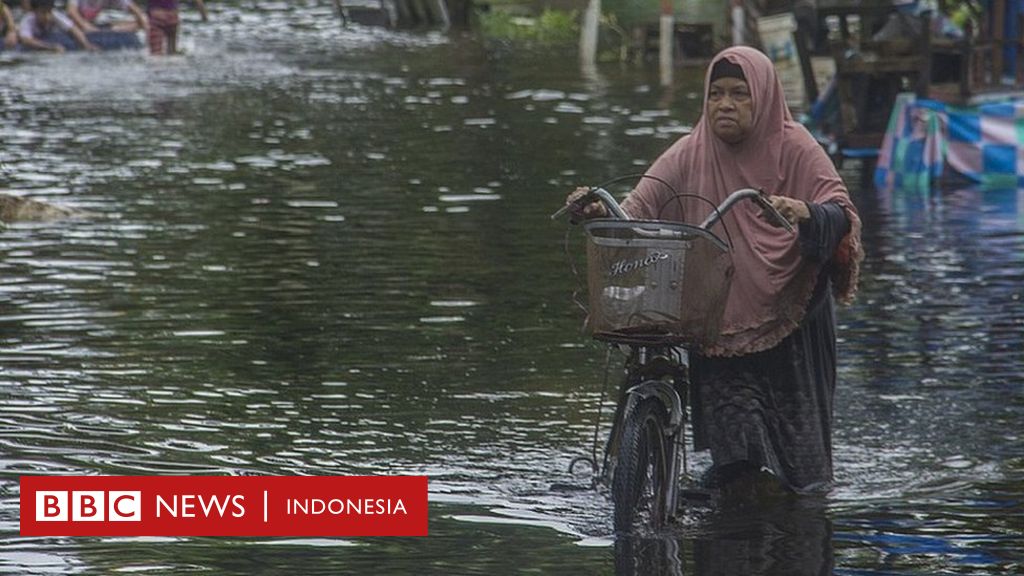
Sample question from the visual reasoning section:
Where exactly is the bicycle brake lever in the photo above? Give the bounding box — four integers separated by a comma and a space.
754, 192, 796, 233
550, 202, 573, 220
551, 188, 598, 220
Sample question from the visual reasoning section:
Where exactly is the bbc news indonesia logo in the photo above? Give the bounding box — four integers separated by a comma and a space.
35, 490, 142, 522
20, 476, 427, 536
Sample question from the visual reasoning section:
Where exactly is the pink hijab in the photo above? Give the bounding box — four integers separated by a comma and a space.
621, 46, 863, 357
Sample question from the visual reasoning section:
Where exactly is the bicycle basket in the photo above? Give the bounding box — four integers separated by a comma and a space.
582, 219, 734, 347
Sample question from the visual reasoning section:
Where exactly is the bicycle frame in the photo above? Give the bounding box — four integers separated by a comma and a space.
601, 345, 689, 527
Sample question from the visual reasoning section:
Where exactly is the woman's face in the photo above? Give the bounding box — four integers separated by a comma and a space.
707, 77, 753, 145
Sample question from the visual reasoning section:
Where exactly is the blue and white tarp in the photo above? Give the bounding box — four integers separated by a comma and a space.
875, 93, 1024, 190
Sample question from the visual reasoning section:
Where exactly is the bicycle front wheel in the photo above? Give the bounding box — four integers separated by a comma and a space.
612, 396, 672, 534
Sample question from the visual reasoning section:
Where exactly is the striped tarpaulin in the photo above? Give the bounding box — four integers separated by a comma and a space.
874, 92, 1024, 191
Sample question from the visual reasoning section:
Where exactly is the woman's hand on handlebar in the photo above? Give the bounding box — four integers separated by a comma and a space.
565, 187, 608, 223
761, 195, 808, 228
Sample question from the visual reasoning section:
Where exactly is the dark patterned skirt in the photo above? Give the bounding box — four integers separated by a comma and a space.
691, 281, 838, 493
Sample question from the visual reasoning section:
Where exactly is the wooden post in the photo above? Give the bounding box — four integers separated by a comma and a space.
659, 0, 673, 87
418, 0, 433, 25
434, 0, 451, 31
334, 0, 348, 27
917, 10, 932, 98
960, 19, 971, 101
397, 0, 418, 26
421, 0, 438, 26
731, 0, 744, 45
993, 0, 1005, 81
1018, 10, 1024, 85
447, 0, 473, 29
793, 21, 818, 103
580, 0, 601, 70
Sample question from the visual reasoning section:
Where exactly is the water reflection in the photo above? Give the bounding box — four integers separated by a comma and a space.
693, 500, 833, 576
614, 499, 833, 576
615, 536, 686, 576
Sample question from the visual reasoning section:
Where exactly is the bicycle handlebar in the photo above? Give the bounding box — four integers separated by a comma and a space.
552, 186, 795, 234
550, 187, 630, 221
700, 188, 795, 233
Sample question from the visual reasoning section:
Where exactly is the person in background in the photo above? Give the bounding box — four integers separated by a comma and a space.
1, 2, 17, 49
566, 46, 863, 500
146, 0, 206, 56
66, 0, 148, 33
19, 0, 97, 52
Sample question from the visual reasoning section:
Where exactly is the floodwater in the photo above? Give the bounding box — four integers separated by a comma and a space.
0, 2, 1021, 574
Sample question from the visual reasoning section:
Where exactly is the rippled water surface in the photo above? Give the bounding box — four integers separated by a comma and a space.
1, 2, 1022, 574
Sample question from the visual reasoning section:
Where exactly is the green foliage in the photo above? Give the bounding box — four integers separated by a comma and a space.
479, 8, 579, 45
948, 0, 982, 29
602, 0, 659, 29
536, 9, 579, 43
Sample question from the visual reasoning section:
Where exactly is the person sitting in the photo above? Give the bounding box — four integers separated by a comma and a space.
18, 0, 97, 52
66, 0, 147, 34
567, 46, 864, 499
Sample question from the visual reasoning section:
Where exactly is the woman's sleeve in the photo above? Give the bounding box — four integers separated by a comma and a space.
798, 201, 850, 262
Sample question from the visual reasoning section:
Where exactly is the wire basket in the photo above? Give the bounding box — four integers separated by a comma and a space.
583, 219, 734, 347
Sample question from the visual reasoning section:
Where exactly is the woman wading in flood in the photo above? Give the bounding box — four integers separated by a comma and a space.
568, 46, 864, 500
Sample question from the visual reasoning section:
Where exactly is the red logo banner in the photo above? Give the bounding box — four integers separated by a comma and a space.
20, 476, 428, 536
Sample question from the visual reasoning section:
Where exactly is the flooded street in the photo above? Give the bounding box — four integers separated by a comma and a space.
1, 2, 1021, 573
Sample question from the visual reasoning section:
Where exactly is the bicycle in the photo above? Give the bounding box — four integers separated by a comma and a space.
553, 180, 793, 534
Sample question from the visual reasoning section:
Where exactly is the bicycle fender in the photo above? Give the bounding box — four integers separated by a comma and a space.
625, 380, 684, 433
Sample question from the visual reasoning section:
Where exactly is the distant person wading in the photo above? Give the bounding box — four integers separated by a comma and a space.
146, 0, 207, 56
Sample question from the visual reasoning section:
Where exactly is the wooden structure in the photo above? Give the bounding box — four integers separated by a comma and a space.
921, 1, 1024, 103
334, 0, 458, 29
804, 0, 1024, 166
638, 22, 715, 63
